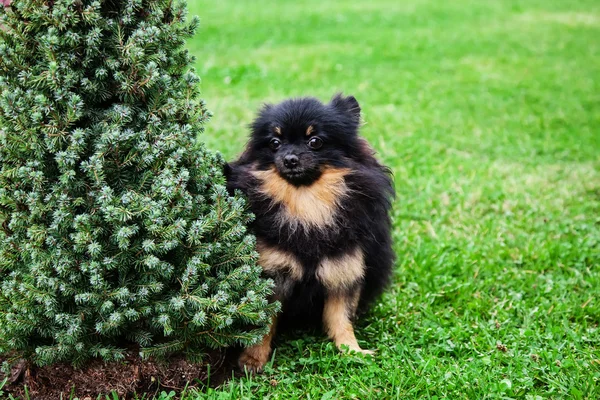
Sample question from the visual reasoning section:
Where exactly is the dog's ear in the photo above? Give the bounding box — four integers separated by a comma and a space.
260, 103, 274, 113
330, 93, 361, 121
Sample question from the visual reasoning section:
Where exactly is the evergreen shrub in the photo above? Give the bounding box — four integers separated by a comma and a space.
0, 0, 276, 367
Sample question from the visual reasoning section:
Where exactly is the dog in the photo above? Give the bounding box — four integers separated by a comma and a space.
225, 94, 395, 373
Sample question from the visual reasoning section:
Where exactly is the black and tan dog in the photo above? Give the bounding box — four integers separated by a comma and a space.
226, 94, 395, 373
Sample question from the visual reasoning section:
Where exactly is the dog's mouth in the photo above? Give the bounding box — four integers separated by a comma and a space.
277, 167, 320, 185
279, 168, 307, 181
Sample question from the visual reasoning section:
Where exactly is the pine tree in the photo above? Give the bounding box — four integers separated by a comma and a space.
0, 0, 277, 367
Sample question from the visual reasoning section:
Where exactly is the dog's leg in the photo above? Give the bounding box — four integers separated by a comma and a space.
323, 292, 374, 355
239, 243, 300, 374
238, 316, 277, 374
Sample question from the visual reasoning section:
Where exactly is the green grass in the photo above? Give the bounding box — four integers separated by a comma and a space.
185, 0, 600, 398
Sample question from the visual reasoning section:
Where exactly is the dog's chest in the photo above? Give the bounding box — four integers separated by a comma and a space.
250, 167, 350, 230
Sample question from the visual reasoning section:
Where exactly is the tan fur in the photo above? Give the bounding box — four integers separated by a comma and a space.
238, 317, 277, 373
306, 125, 314, 136
316, 247, 365, 291
252, 167, 350, 229
273, 126, 282, 136
322, 294, 373, 354
256, 240, 303, 281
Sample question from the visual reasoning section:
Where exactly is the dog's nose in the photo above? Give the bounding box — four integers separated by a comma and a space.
283, 154, 299, 169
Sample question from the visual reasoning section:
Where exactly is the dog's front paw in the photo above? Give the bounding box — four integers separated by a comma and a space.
238, 345, 271, 374
356, 348, 376, 356
337, 343, 376, 356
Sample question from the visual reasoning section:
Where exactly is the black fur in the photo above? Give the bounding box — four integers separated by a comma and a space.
226, 94, 395, 327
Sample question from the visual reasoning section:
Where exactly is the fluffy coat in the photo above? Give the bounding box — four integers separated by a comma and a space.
226, 94, 395, 372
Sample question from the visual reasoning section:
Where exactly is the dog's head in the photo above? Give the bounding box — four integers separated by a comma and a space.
242, 94, 363, 186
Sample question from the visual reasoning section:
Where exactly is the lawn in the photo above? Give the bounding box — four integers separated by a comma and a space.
184, 0, 600, 398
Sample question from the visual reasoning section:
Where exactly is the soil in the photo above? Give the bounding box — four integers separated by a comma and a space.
0, 348, 241, 399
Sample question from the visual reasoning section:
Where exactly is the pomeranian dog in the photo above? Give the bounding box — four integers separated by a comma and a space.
225, 94, 395, 373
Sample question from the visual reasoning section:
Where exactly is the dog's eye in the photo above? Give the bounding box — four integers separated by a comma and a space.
269, 138, 282, 151
307, 137, 323, 150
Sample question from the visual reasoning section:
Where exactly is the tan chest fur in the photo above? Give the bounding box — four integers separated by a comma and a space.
251, 167, 350, 229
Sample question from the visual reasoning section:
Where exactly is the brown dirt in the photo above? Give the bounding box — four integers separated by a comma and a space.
0, 348, 241, 399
